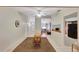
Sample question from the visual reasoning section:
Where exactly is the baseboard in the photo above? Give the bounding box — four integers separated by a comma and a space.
4, 36, 27, 52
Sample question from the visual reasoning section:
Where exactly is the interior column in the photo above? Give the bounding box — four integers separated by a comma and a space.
35, 16, 41, 34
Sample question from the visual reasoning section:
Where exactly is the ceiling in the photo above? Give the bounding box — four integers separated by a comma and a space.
10, 7, 62, 16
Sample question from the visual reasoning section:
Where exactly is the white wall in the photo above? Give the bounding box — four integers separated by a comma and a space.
18, 12, 28, 37
48, 8, 78, 52
35, 16, 41, 34
0, 7, 27, 51
27, 15, 35, 37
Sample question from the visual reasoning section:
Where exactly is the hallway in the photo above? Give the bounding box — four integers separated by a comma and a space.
0, 7, 79, 52
13, 37, 56, 52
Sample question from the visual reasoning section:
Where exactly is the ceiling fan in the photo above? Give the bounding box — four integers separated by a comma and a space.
36, 9, 48, 17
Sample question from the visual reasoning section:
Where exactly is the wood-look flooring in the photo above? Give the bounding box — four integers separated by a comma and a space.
13, 37, 56, 52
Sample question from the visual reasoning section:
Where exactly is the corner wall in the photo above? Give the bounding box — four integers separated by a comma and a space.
48, 8, 78, 51
0, 7, 27, 51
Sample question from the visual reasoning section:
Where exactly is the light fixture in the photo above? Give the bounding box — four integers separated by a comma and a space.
36, 10, 42, 17
37, 13, 41, 17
